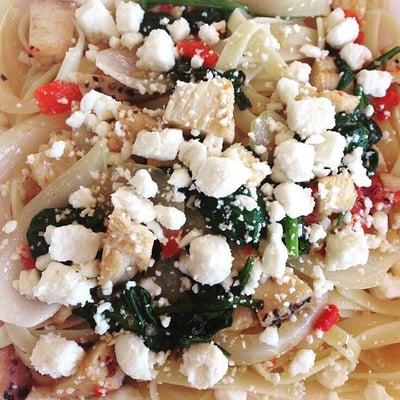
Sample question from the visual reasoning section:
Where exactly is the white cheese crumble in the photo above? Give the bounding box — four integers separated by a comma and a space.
129, 169, 158, 198
198, 23, 220, 46
286, 98, 336, 139
339, 43, 372, 70
288, 349, 316, 376
325, 226, 369, 271
274, 182, 315, 218
168, 167, 192, 188
136, 29, 176, 72
195, 156, 250, 198
267, 200, 286, 223
182, 234, 233, 285
299, 44, 328, 59
75, 0, 117, 39
180, 343, 228, 390
30, 333, 85, 379
93, 301, 113, 334
116, 1, 144, 34
343, 147, 371, 187
14, 269, 40, 300
2, 220, 17, 234
241, 260, 263, 296
155, 205, 186, 230
178, 140, 208, 178
140, 277, 162, 298
273, 139, 315, 182
111, 186, 156, 223
44, 225, 102, 264
316, 359, 351, 389
326, 17, 359, 49
287, 61, 311, 83
32, 262, 95, 306
167, 17, 191, 43
356, 69, 393, 98
276, 78, 299, 105
313, 130, 346, 174
261, 223, 288, 279
45, 140, 66, 159
132, 128, 184, 161
69, 186, 96, 209
115, 332, 162, 380
259, 326, 280, 346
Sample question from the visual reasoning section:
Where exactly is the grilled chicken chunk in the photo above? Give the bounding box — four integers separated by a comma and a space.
310, 57, 341, 91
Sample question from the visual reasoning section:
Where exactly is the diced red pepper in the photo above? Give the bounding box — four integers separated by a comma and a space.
372, 85, 400, 121
176, 39, 219, 68
161, 230, 182, 259
92, 385, 108, 397
355, 30, 365, 44
344, 9, 362, 25
35, 81, 82, 115
20, 245, 36, 270
160, 3, 173, 13
313, 304, 340, 332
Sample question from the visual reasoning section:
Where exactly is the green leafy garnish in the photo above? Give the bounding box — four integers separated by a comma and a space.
283, 217, 299, 259
231, 256, 255, 295
27, 206, 107, 259
366, 46, 400, 70
330, 49, 354, 90
197, 186, 268, 245
139, 0, 247, 11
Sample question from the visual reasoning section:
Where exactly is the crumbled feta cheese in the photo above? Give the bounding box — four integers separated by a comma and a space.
75, 0, 117, 39
326, 8, 345, 30
241, 260, 262, 296
183, 234, 232, 285
316, 359, 350, 389
30, 333, 84, 379
214, 389, 247, 400
180, 343, 228, 390
276, 78, 299, 104
267, 201, 286, 222
140, 277, 162, 298
116, 1, 144, 34
65, 110, 86, 129
288, 349, 316, 376
136, 29, 176, 72
287, 61, 311, 83
326, 17, 359, 49
339, 43, 372, 70
45, 140, 66, 159
274, 139, 315, 182
308, 223, 327, 244
93, 301, 113, 334
69, 186, 96, 209
191, 54, 204, 68
121, 32, 143, 49
235, 194, 258, 211
115, 332, 160, 380
178, 140, 208, 178
274, 182, 315, 218
155, 205, 186, 230
259, 326, 280, 346
33, 262, 95, 306
168, 167, 192, 188
261, 223, 288, 279
132, 128, 184, 161
325, 226, 369, 271
109, 36, 121, 48
343, 147, 371, 187
286, 98, 336, 139
14, 269, 40, 300
35, 254, 52, 271
195, 156, 250, 198
372, 211, 388, 238
129, 169, 158, 198
313, 130, 346, 173
299, 44, 328, 59
198, 23, 220, 46
44, 225, 102, 264
167, 17, 190, 43
313, 265, 334, 298
204, 134, 224, 156
357, 70, 393, 98
112, 186, 156, 223
364, 383, 394, 400
2, 220, 17, 234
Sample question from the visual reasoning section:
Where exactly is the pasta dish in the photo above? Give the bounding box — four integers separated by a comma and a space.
0, 0, 400, 399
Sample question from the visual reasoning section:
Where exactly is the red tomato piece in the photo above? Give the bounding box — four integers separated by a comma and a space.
176, 39, 219, 68
35, 81, 82, 115
373, 85, 400, 115
20, 245, 36, 270
161, 230, 183, 259
313, 304, 340, 332
355, 30, 365, 44
160, 4, 173, 13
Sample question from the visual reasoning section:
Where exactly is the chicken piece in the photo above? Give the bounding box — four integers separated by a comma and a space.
27, 136, 78, 189
164, 77, 235, 143
99, 210, 154, 285
29, 0, 75, 65
51, 340, 124, 399
319, 90, 360, 113
108, 105, 159, 153
255, 274, 313, 327
310, 57, 340, 91
332, 0, 367, 19
318, 173, 357, 216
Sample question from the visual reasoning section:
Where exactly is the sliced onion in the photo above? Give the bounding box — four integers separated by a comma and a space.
0, 79, 39, 114
0, 141, 109, 328
0, 114, 67, 183
4, 324, 37, 353
95, 48, 171, 95
213, 294, 327, 365
0, 325, 12, 349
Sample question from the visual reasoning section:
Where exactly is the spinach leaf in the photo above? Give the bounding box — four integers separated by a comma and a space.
139, 0, 246, 11
366, 46, 400, 70
27, 206, 107, 258
197, 186, 268, 245
183, 9, 226, 32
362, 148, 379, 176
231, 256, 255, 295
330, 49, 355, 90
139, 12, 175, 35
